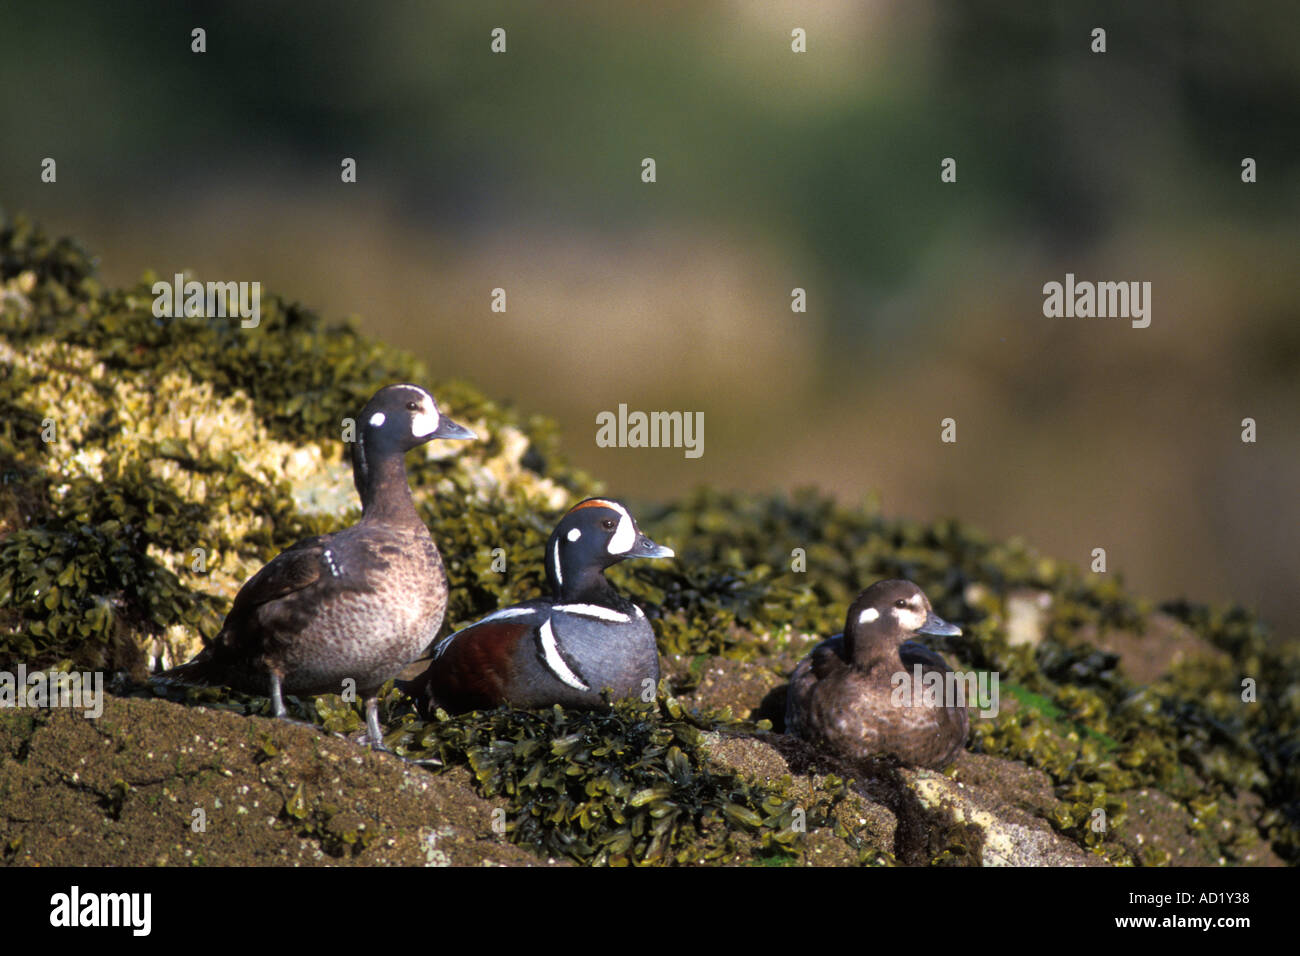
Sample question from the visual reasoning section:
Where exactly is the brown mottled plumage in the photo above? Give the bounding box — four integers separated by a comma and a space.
786, 579, 968, 769
159, 384, 475, 747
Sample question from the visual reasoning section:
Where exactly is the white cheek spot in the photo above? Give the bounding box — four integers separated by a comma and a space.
411, 408, 439, 438
369, 412, 386, 428
607, 503, 635, 554
567, 528, 582, 542
858, 607, 879, 624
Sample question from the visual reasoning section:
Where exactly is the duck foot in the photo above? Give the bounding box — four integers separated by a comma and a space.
362, 696, 394, 752
402, 755, 444, 768
276, 716, 324, 733
266, 674, 322, 733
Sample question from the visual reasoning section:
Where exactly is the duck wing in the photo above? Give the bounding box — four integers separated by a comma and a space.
809, 633, 851, 680
163, 533, 363, 683
897, 640, 951, 673
785, 634, 852, 738
401, 603, 549, 715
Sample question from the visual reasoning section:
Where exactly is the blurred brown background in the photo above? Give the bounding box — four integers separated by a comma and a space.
2, 1, 1296, 631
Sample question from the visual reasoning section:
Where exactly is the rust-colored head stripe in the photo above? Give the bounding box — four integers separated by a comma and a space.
568, 498, 618, 513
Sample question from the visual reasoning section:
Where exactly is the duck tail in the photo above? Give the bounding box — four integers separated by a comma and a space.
150, 649, 219, 689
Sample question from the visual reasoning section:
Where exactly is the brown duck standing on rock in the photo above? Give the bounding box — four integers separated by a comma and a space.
157, 384, 476, 749
785, 579, 968, 769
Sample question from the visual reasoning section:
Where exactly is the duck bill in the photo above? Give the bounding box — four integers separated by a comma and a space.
430, 416, 477, 441
634, 532, 674, 559
917, 611, 961, 637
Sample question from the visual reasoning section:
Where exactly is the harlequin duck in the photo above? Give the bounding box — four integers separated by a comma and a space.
403, 498, 673, 715
785, 579, 967, 769
159, 383, 476, 748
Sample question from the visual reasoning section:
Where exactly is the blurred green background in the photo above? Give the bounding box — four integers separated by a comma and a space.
2, 1, 1297, 631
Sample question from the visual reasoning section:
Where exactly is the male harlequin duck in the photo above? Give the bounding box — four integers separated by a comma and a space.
403, 498, 673, 715
785, 579, 968, 769
159, 384, 476, 748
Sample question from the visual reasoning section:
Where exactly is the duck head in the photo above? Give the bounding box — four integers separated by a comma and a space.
844, 579, 960, 666
545, 498, 674, 604
351, 383, 476, 513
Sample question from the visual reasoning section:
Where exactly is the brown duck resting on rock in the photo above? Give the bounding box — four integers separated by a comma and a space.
785, 579, 968, 769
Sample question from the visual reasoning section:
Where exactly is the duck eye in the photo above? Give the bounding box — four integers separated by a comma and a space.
406, 401, 420, 411
602, 518, 615, 530
895, 599, 908, 609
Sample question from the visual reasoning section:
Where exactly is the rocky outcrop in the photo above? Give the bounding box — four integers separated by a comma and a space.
1, 217, 1295, 866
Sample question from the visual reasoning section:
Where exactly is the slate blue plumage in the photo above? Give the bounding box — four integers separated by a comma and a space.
404, 498, 673, 714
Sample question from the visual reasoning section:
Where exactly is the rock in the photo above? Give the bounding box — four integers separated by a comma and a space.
1111, 787, 1283, 867
1081, 613, 1230, 684
964, 583, 1053, 648
663, 653, 793, 723
913, 756, 1098, 866
0, 697, 562, 867
698, 730, 898, 864
1006, 589, 1054, 648
699, 730, 1102, 866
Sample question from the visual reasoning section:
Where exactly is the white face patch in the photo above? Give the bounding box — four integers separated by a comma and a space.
369, 412, 386, 428
539, 618, 589, 690
567, 528, 582, 542
858, 607, 880, 625
895, 602, 927, 632
551, 539, 563, 586
554, 604, 630, 623
411, 407, 439, 438
605, 502, 636, 554
396, 385, 439, 438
